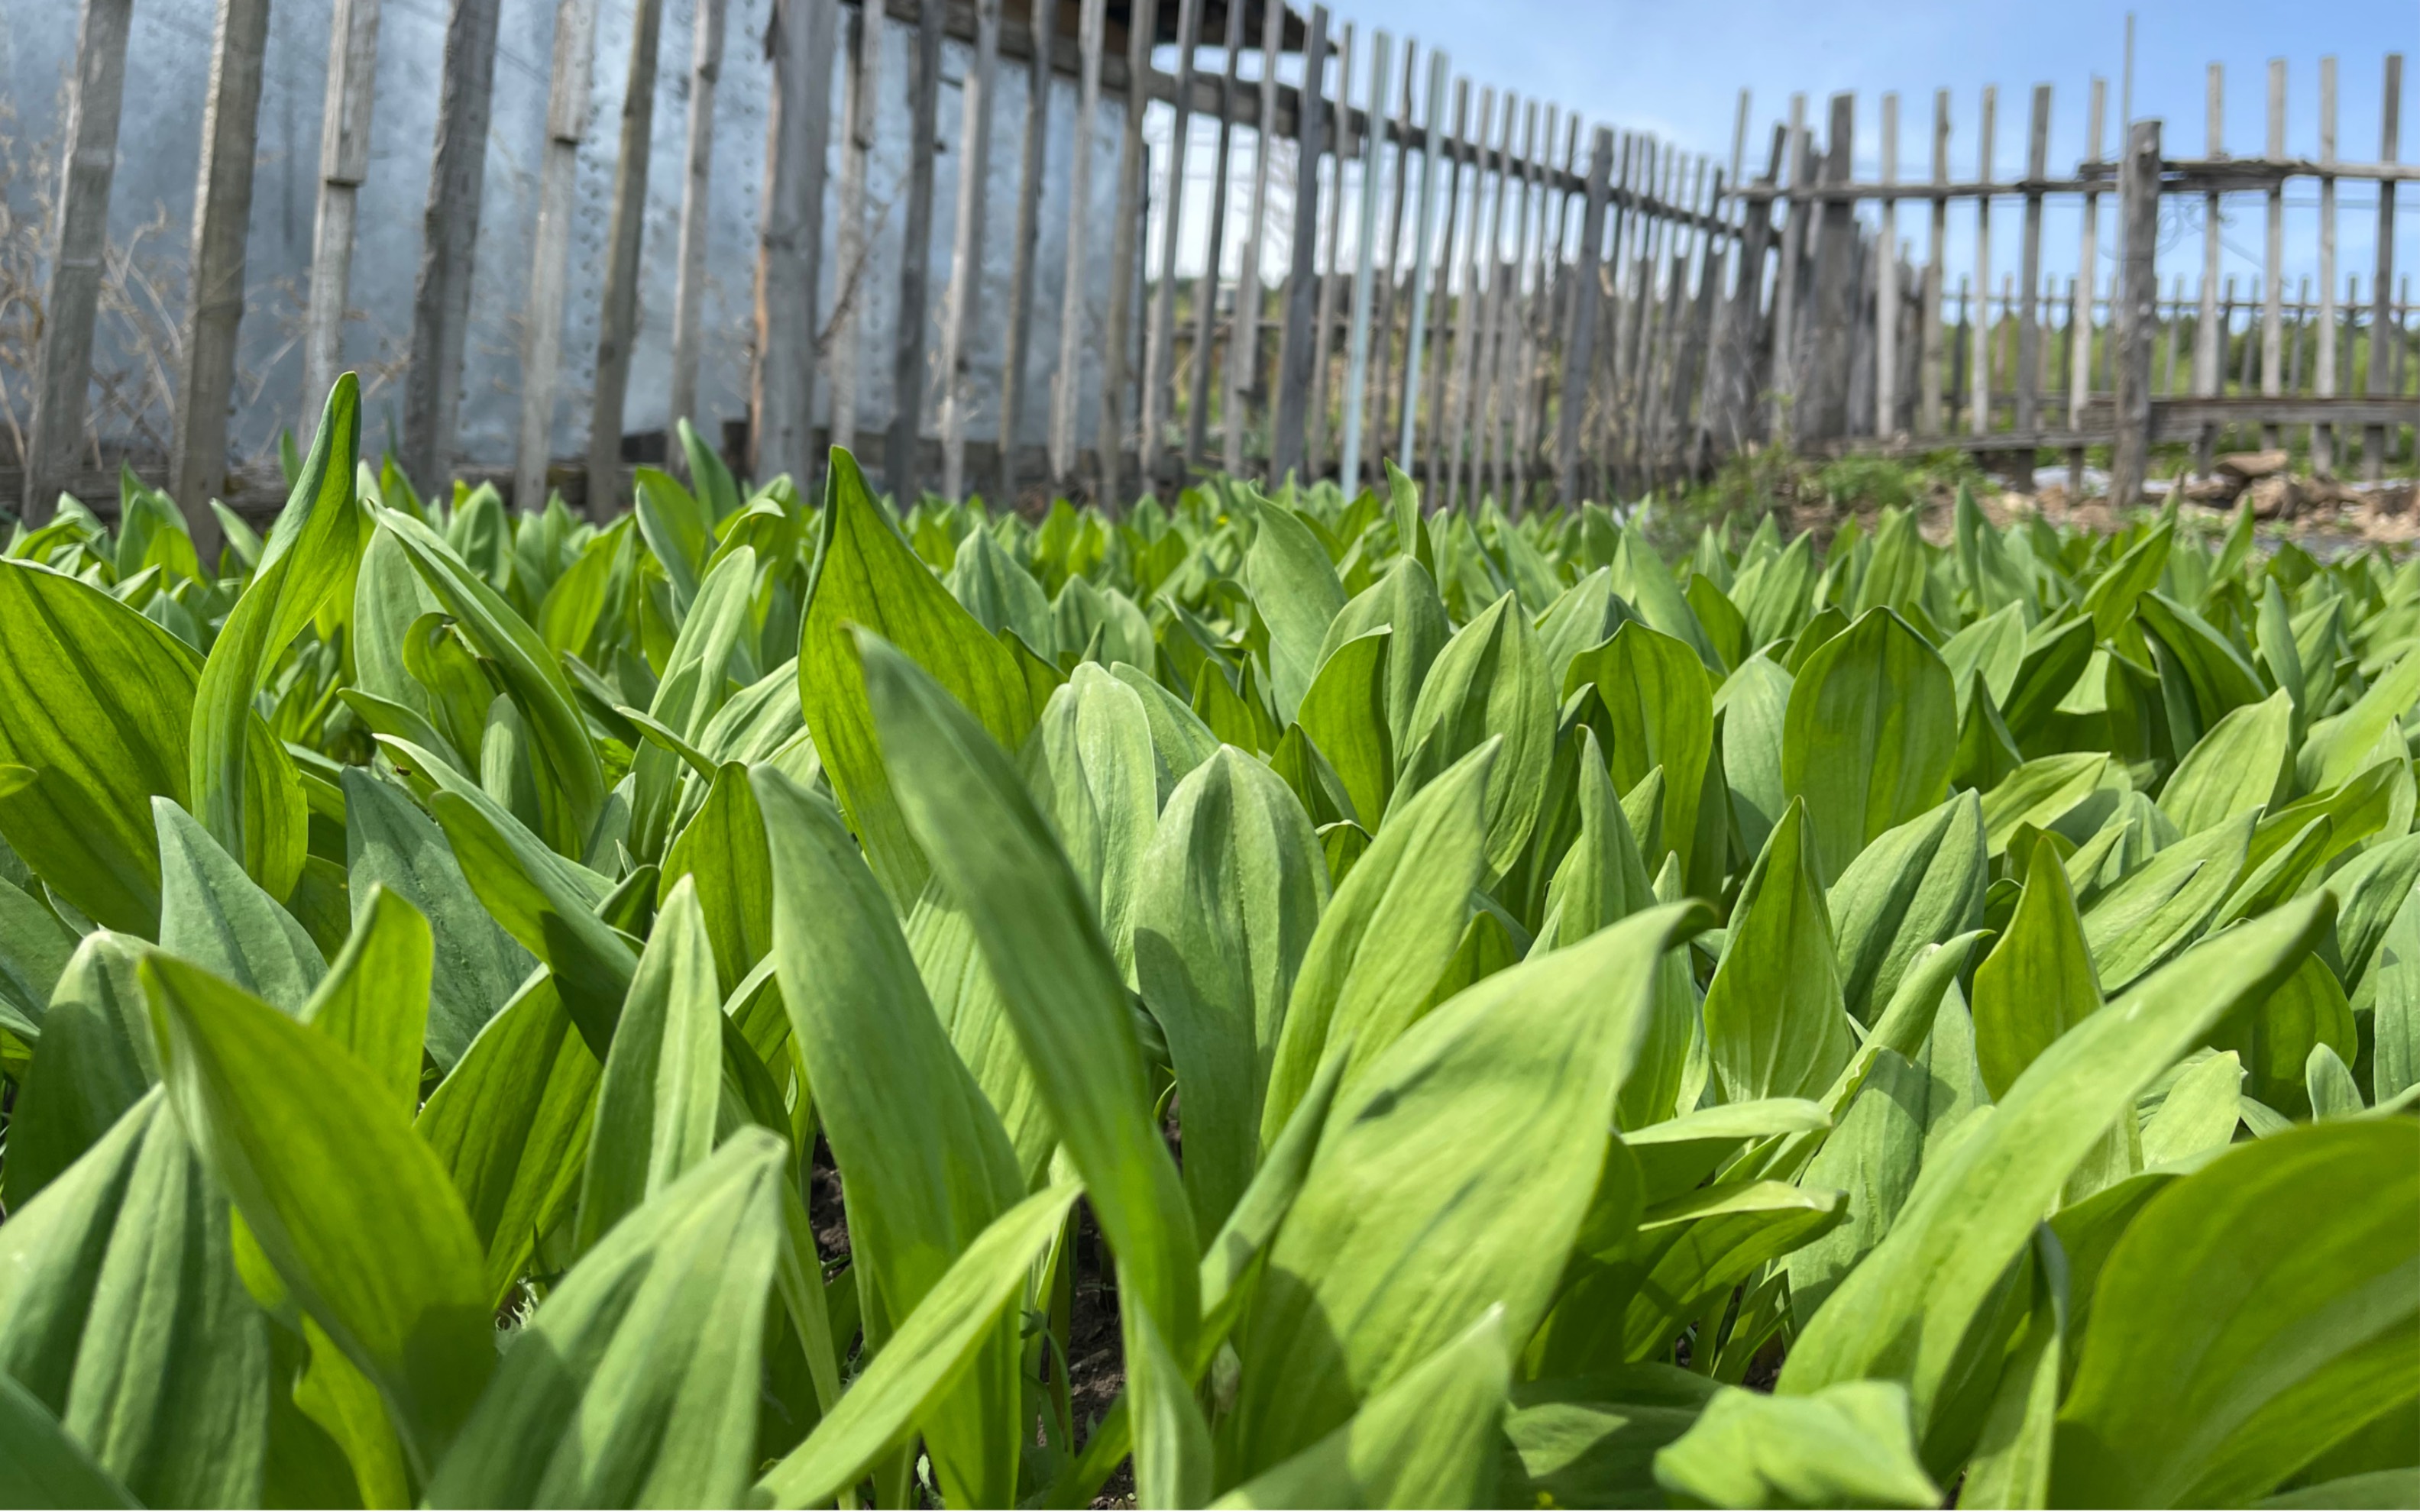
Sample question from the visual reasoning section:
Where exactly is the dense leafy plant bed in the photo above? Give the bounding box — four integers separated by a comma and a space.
0, 376, 2414, 1510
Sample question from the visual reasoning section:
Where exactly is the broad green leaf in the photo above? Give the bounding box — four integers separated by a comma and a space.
1133, 747, 1328, 1234
0, 1372, 139, 1509
0, 933, 151, 1208
1296, 628, 1394, 823
1225, 905, 1703, 1478
155, 796, 325, 1015
1781, 609, 1956, 884
574, 877, 722, 1251
1393, 593, 1555, 881
1568, 621, 1713, 880
1497, 1367, 1722, 1511
1245, 496, 1349, 725
1826, 791, 1988, 1027
2053, 1119, 2420, 1507
0, 1090, 270, 1507
2138, 1050, 2244, 1166
1703, 800, 1855, 1103
1783, 1048, 1929, 1326
299, 883, 432, 1110
1654, 1380, 1939, 1510
342, 769, 530, 1071
798, 451, 1040, 912
426, 1130, 788, 1509
861, 634, 1200, 1355
2082, 811, 2253, 993
147, 954, 493, 1479
1260, 741, 1492, 1139
1024, 664, 1162, 981
1971, 840, 2102, 1099
755, 1181, 1082, 1509
1716, 653, 1793, 861
1781, 896, 2333, 1430
2300, 641, 2420, 793
1321, 557, 1451, 757
2158, 689, 2293, 836
1215, 1309, 1511, 1510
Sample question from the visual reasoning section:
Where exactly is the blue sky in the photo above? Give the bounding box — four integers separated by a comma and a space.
1153, 0, 2416, 317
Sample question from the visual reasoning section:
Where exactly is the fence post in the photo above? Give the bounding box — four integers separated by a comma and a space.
301, 0, 383, 438
1186, 0, 1247, 469
512, 0, 601, 514
1225, 0, 1286, 479
1397, 50, 1451, 470
751, 0, 836, 486
1875, 92, 1900, 438
2317, 57, 2339, 473
2112, 119, 2160, 508
2016, 82, 2050, 438
940, 0, 1001, 505
401, 0, 502, 493
587, 0, 668, 518
2261, 60, 2286, 451
2366, 53, 2402, 480
1803, 92, 1857, 441
1337, 29, 1395, 498
1555, 125, 1613, 504
169, 0, 273, 533
21, 0, 134, 524
1273, 6, 1334, 483
888, 0, 946, 499
1093, 0, 1149, 506
667, 0, 728, 441
1969, 85, 1995, 439
998, 0, 1059, 501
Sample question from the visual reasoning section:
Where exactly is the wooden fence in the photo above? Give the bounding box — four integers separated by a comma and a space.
11, 0, 2418, 528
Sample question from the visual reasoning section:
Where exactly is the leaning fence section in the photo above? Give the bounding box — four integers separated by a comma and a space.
7, 0, 2415, 531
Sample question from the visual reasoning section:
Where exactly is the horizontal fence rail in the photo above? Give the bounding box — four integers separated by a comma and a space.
5, 0, 2416, 533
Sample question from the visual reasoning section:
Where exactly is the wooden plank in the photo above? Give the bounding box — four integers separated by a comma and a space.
2316, 57, 2338, 470
1490, 96, 1539, 504
1305, 19, 1354, 480
1420, 76, 1470, 492
1443, 82, 1491, 507
1768, 94, 1809, 431
1137, 0, 1195, 489
2366, 53, 2402, 480
586, 0, 669, 519
170, 0, 274, 525
1875, 91, 1900, 437
1272, 5, 1334, 483
1225, 0, 1288, 477
2261, 58, 2286, 449
401, 0, 503, 493
668, 0, 728, 436
1969, 84, 1995, 438
511, 0, 601, 514
888, 0, 948, 498
1803, 92, 1858, 441
829, 4, 880, 459
995, 0, 1060, 499
1093, 0, 1149, 504
1398, 50, 1452, 470
1464, 88, 1516, 507
1522, 111, 1578, 498
1372, 41, 1419, 473
1336, 28, 1394, 496
21, 0, 135, 522
1045, 0, 1105, 489
2072, 76, 2105, 431
2111, 118, 2160, 507
2194, 63, 2224, 473
301, 0, 383, 436
750, 0, 836, 485
1675, 167, 1726, 474
1919, 88, 1949, 435
1707, 124, 1782, 457
1186, 0, 1247, 468
939, 0, 1002, 502
1555, 125, 1615, 503
2015, 82, 2049, 435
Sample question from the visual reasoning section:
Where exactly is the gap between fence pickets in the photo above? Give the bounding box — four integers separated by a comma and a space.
18, 4, 2419, 525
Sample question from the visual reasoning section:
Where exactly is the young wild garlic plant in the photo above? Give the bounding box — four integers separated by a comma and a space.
0, 374, 2412, 1509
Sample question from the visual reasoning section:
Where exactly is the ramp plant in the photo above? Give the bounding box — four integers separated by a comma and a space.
0, 379, 2413, 1508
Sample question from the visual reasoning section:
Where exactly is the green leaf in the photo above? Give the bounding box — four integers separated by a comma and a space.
1781, 609, 1957, 885
0, 1090, 270, 1507
299, 883, 432, 1110
1296, 628, 1395, 824
1392, 593, 1555, 882
190, 374, 361, 899
1826, 792, 1988, 1027
1132, 746, 1328, 1234
148, 952, 493, 1478
798, 451, 1041, 912
1971, 839, 2102, 1099
2157, 689, 2293, 836
155, 796, 326, 1015
415, 971, 602, 1309
1716, 653, 1794, 861
2082, 811, 2252, 993
1215, 1309, 1511, 1510
0, 1371, 140, 1509
574, 877, 723, 1252
1225, 905, 1703, 1478
426, 1129, 788, 1509
755, 1181, 1082, 1510
1703, 800, 1855, 1102
1783, 1048, 1930, 1325
1024, 664, 1163, 981
860, 633, 1201, 1353
1498, 1367, 1722, 1511
2138, 1049, 2244, 1165
1568, 622, 1714, 880
1781, 895, 2334, 1430
1245, 496, 1349, 726
342, 767, 532, 1070
1260, 741, 1492, 1139
1654, 1380, 1940, 1510
0, 933, 152, 1208
2300, 641, 2420, 793
1322, 557, 1451, 757
2053, 1119, 2420, 1507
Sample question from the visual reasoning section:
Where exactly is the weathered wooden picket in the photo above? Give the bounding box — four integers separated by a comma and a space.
11, 0, 2416, 525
